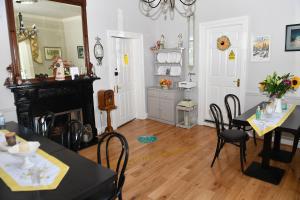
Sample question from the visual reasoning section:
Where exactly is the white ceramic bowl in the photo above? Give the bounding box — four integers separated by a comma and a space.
8, 142, 40, 156
8, 142, 40, 169
0, 141, 10, 151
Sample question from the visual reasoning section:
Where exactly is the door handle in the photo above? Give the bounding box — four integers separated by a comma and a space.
233, 78, 240, 87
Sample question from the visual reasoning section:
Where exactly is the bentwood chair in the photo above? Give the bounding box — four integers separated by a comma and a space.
65, 120, 83, 152
36, 111, 55, 137
210, 103, 249, 172
97, 131, 129, 200
225, 94, 257, 146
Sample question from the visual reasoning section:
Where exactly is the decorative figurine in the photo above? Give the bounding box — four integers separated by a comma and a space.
55, 58, 65, 81
88, 62, 97, 78
50, 56, 71, 81
16, 76, 23, 85
4, 65, 13, 86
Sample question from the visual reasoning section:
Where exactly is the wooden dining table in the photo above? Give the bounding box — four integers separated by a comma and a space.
233, 103, 300, 185
0, 121, 115, 200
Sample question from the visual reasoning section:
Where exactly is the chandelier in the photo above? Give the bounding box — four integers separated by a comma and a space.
17, 12, 38, 40
139, 0, 197, 20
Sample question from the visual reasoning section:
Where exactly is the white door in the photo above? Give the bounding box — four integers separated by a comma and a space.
203, 20, 247, 123
112, 37, 135, 127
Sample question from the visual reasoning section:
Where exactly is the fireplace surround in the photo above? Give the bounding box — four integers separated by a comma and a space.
8, 77, 99, 147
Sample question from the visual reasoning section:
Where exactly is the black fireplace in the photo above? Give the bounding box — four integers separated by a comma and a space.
8, 78, 100, 148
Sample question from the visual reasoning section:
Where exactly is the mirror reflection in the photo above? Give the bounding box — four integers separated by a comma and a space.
13, 0, 85, 79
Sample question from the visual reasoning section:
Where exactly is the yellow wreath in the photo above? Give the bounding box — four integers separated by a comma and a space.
217, 35, 231, 51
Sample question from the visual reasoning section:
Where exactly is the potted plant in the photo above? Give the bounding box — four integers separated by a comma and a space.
259, 72, 300, 113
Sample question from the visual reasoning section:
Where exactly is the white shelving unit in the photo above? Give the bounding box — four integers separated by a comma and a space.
153, 48, 184, 88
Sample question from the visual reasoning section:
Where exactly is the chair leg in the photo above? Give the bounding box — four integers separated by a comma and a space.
243, 141, 247, 163
211, 138, 221, 168
292, 135, 299, 156
240, 142, 244, 173
252, 130, 257, 146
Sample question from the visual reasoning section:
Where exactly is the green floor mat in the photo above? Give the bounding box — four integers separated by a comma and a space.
137, 135, 157, 144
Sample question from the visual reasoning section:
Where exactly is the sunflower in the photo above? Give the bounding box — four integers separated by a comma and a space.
291, 76, 300, 89
258, 82, 265, 92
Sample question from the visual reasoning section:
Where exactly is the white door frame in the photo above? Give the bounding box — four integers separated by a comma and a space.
107, 30, 147, 128
198, 16, 249, 125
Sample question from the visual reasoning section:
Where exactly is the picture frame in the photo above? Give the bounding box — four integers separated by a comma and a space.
250, 35, 271, 62
285, 24, 300, 51
77, 46, 84, 59
70, 66, 79, 80
44, 47, 62, 60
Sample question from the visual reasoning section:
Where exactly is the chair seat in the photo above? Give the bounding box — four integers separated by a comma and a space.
220, 129, 249, 142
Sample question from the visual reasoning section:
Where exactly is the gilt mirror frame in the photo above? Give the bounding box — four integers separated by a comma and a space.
5, 0, 92, 84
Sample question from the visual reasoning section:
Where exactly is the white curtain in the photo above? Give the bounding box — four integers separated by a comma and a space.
19, 40, 35, 79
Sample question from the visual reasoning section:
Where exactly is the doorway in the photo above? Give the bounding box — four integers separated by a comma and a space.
107, 31, 146, 128
198, 16, 249, 125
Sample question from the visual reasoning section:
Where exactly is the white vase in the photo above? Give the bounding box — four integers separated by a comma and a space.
274, 98, 282, 113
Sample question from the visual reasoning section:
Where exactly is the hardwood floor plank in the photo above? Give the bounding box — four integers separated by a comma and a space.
79, 119, 300, 199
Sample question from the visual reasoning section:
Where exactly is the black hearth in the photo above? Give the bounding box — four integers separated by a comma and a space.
8, 78, 100, 148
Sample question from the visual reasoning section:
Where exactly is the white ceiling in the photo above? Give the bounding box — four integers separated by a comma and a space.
13, 0, 81, 19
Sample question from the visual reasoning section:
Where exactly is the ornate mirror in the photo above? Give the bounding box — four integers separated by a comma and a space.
5, 0, 92, 84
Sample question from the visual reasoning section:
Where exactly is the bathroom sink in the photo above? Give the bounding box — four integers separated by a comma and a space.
178, 81, 197, 89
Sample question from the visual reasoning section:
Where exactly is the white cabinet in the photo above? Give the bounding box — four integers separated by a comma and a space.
147, 87, 183, 125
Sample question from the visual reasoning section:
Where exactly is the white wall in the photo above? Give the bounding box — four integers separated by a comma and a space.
154, 0, 300, 110
1, 0, 299, 132
86, 0, 156, 132
0, 0, 155, 132
0, 0, 17, 122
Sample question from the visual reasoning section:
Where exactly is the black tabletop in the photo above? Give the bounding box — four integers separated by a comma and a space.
233, 103, 300, 134
0, 122, 115, 200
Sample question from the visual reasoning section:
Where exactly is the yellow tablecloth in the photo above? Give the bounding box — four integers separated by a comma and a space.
247, 104, 296, 137
0, 130, 69, 191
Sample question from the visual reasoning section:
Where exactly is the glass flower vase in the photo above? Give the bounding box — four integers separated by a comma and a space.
274, 98, 282, 113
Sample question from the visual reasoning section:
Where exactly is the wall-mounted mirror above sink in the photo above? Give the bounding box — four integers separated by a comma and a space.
5, 0, 92, 84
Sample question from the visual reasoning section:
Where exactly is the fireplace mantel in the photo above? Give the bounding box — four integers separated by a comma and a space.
8, 77, 100, 145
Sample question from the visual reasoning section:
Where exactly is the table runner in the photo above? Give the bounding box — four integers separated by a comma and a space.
0, 130, 69, 191
247, 104, 296, 137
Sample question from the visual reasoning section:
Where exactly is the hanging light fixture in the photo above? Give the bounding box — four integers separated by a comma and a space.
139, 0, 196, 20
17, 12, 38, 40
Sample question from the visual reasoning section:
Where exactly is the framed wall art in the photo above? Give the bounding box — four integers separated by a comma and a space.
285, 24, 300, 51
251, 35, 270, 62
77, 46, 84, 59
44, 47, 62, 60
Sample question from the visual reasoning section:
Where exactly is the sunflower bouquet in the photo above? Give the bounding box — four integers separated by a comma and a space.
259, 72, 300, 98
160, 79, 172, 89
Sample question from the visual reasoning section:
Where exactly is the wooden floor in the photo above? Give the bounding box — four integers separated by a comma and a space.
79, 119, 300, 200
